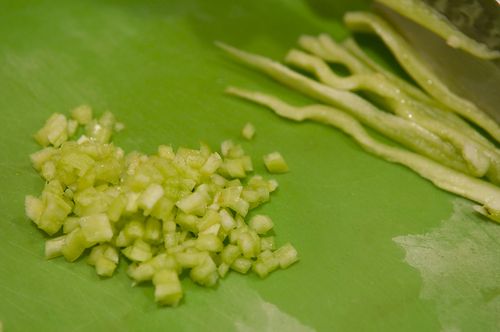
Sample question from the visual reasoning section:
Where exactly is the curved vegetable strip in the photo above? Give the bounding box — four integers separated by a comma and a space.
298, 35, 370, 75
375, 0, 500, 60
344, 12, 500, 143
215, 42, 468, 172
217, 43, 466, 174
341, 37, 500, 151
285, 49, 495, 177
302, 35, 493, 152
327, 36, 436, 106
225, 86, 500, 223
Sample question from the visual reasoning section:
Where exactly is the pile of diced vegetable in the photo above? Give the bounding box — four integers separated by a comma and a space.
25, 105, 297, 306
216, 7, 500, 223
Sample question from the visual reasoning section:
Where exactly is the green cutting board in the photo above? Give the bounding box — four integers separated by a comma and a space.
1, 0, 499, 331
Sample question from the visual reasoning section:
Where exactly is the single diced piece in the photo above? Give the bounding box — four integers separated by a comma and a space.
190, 255, 218, 287
249, 215, 274, 234
195, 234, 223, 252
220, 244, 241, 265
34, 113, 68, 147
80, 214, 113, 243
45, 235, 66, 259
176, 192, 207, 216
153, 269, 183, 306
25, 195, 44, 223
61, 228, 87, 262
231, 257, 252, 274
274, 243, 299, 268
71, 105, 93, 125
138, 183, 164, 212
241, 122, 255, 140
263, 152, 289, 173
122, 239, 152, 262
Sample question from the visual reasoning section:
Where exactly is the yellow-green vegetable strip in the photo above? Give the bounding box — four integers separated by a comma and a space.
226, 86, 500, 223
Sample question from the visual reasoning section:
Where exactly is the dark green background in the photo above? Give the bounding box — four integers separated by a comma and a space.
0, 0, 482, 331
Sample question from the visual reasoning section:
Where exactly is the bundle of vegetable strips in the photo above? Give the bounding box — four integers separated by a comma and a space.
216, 10, 500, 223
25, 106, 298, 306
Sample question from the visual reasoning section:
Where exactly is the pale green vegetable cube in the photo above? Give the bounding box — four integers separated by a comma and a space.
199, 223, 220, 236
45, 235, 66, 259
237, 232, 260, 258
150, 197, 175, 222
263, 152, 289, 173
218, 262, 230, 278
80, 214, 113, 244
95, 256, 117, 277
38, 192, 72, 235
241, 122, 255, 140
220, 140, 235, 157
249, 215, 274, 234
176, 192, 207, 215
231, 257, 252, 274
61, 228, 87, 262
190, 255, 218, 287
175, 250, 205, 268
274, 243, 299, 268
200, 153, 222, 175
122, 239, 152, 262
30, 147, 56, 171
128, 262, 155, 282
34, 113, 68, 147
67, 119, 79, 137
124, 219, 145, 240
138, 183, 164, 212
158, 145, 175, 160
197, 210, 221, 232
260, 236, 275, 251
195, 234, 223, 252
144, 217, 162, 243
71, 105, 93, 125
229, 198, 249, 217
220, 244, 241, 265
222, 159, 246, 178
107, 194, 127, 222
63, 217, 80, 234
25, 195, 44, 222
153, 269, 183, 306
219, 209, 236, 232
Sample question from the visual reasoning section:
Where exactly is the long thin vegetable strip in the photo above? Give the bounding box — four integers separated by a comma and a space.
225, 86, 500, 223
302, 34, 494, 155
341, 37, 500, 152
374, 0, 500, 60
215, 42, 469, 173
298, 35, 371, 75
343, 12, 500, 142
285, 49, 497, 177
316, 35, 435, 107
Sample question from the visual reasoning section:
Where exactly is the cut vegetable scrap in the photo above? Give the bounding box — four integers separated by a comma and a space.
215, 42, 470, 173
241, 122, 255, 140
343, 12, 500, 142
226, 86, 500, 223
263, 152, 289, 174
26, 106, 298, 306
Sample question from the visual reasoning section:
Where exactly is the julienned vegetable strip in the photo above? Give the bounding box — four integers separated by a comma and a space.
374, 0, 500, 60
225, 87, 500, 223
284, 48, 500, 179
341, 37, 499, 151
343, 12, 500, 143
215, 42, 469, 173
315, 34, 436, 107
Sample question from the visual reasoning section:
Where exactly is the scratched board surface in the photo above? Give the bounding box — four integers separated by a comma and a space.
0, 0, 498, 331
